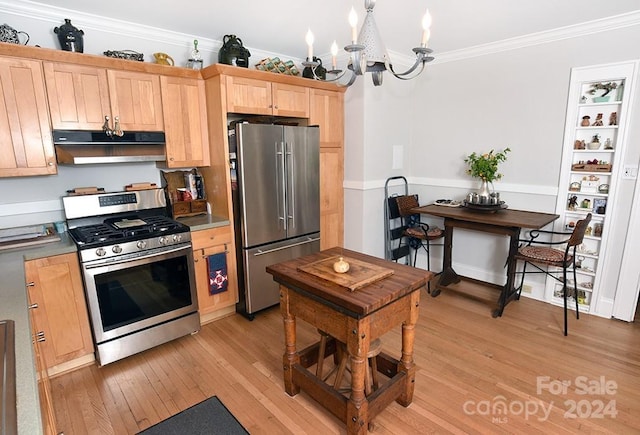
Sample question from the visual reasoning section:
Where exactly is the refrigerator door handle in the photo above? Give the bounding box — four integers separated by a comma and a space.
253, 236, 321, 256
276, 141, 287, 230
286, 141, 295, 230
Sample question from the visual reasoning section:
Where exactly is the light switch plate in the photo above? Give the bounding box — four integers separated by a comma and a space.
622, 165, 638, 180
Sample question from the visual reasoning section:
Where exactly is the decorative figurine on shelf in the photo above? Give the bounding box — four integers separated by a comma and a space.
592, 113, 604, 126
302, 56, 327, 80
609, 112, 617, 126
580, 95, 587, 104
54, 19, 84, 52
580, 116, 591, 127
588, 82, 617, 102
153, 52, 174, 65
604, 138, 613, 149
574, 139, 585, 150
568, 195, 578, 211
187, 39, 203, 70
218, 35, 250, 68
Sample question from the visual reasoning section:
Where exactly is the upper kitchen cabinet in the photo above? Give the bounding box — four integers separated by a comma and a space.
0, 57, 56, 177
160, 76, 210, 168
44, 63, 164, 132
225, 76, 310, 117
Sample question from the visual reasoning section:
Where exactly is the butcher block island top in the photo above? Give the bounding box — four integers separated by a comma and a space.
267, 247, 430, 318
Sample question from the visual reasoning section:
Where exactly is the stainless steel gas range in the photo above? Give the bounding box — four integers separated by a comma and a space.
63, 188, 199, 366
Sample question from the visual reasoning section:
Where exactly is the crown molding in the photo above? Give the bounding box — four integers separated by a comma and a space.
433, 10, 640, 65
2, 2, 639, 68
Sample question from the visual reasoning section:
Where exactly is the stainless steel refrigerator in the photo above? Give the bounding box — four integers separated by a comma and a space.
232, 123, 320, 318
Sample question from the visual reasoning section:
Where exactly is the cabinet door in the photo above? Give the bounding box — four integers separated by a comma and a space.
310, 89, 345, 249
192, 227, 238, 319
27, 292, 58, 435
107, 70, 163, 131
43, 62, 111, 130
272, 83, 309, 118
320, 147, 344, 249
310, 89, 344, 148
0, 57, 56, 177
225, 75, 272, 115
24, 253, 94, 369
160, 76, 210, 167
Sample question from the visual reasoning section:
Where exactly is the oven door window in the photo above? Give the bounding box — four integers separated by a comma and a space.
95, 254, 193, 332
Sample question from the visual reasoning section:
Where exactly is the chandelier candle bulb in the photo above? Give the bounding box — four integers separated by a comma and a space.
331, 41, 338, 70
305, 29, 314, 60
421, 10, 432, 47
349, 7, 359, 43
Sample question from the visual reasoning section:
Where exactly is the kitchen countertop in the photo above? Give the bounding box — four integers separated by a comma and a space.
0, 232, 77, 435
176, 213, 230, 231
0, 215, 229, 434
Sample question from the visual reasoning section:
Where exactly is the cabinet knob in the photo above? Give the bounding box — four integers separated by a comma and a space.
36, 331, 46, 342
26, 282, 35, 287
48, 162, 54, 166
28, 303, 38, 309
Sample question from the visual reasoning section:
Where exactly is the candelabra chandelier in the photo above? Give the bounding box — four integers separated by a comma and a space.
303, 0, 434, 87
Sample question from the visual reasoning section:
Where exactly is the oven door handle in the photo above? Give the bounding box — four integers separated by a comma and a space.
83, 244, 192, 269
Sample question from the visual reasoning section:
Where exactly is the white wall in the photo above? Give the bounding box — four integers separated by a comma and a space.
343, 22, 640, 316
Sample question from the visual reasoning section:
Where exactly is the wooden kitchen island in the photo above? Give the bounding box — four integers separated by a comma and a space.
266, 247, 431, 435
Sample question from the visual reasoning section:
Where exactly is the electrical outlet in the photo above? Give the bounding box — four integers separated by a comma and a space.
521, 284, 533, 294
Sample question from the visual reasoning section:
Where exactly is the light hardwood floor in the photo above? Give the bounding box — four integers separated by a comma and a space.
50, 284, 640, 434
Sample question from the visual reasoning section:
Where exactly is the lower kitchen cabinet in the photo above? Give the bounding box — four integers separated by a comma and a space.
191, 226, 239, 323
24, 252, 94, 374
27, 291, 58, 435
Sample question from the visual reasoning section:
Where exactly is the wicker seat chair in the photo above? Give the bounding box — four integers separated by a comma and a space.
511, 213, 592, 336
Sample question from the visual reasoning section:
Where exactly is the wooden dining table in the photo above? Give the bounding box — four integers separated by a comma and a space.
412, 204, 559, 317
266, 247, 431, 435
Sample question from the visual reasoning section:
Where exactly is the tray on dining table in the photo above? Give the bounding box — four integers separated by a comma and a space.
463, 200, 508, 213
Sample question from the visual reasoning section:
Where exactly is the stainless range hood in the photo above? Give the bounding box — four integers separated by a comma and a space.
53, 130, 166, 164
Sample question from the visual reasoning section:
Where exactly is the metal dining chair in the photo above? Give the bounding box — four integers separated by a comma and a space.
511, 213, 592, 336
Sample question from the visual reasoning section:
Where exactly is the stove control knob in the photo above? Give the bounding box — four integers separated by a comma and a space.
136, 240, 147, 249
112, 245, 123, 254
159, 236, 168, 245
96, 247, 106, 257
172, 234, 180, 243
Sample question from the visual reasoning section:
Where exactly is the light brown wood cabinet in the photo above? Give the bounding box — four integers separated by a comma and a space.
0, 57, 56, 177
44, 62, 164, 132
225, 75, 310, 117
191, 226, 239, 323
160, 76, 210, 167
24, 253, 94, 372
310, 89, 345, 249
27, 292, 58, 435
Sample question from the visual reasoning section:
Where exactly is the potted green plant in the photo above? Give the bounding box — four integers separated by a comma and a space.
464, 148, 511, 199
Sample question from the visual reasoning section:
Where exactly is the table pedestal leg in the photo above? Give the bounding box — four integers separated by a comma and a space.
493, 228, 521, 318
434, 223, 460, 295
280, 286, 299, 396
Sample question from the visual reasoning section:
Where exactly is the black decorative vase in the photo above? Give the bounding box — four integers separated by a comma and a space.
302, 57, 326, 80
54, 19, 84, 53
218, 35, 250, 68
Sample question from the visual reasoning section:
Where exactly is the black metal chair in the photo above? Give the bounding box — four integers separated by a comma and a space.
511, 213, 592, 336
384, 177, 443, 293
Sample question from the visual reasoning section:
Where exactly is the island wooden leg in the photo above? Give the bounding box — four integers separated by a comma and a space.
280, 285, 299, 396
346, 318, 369, 435
397, 290, 420, 406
